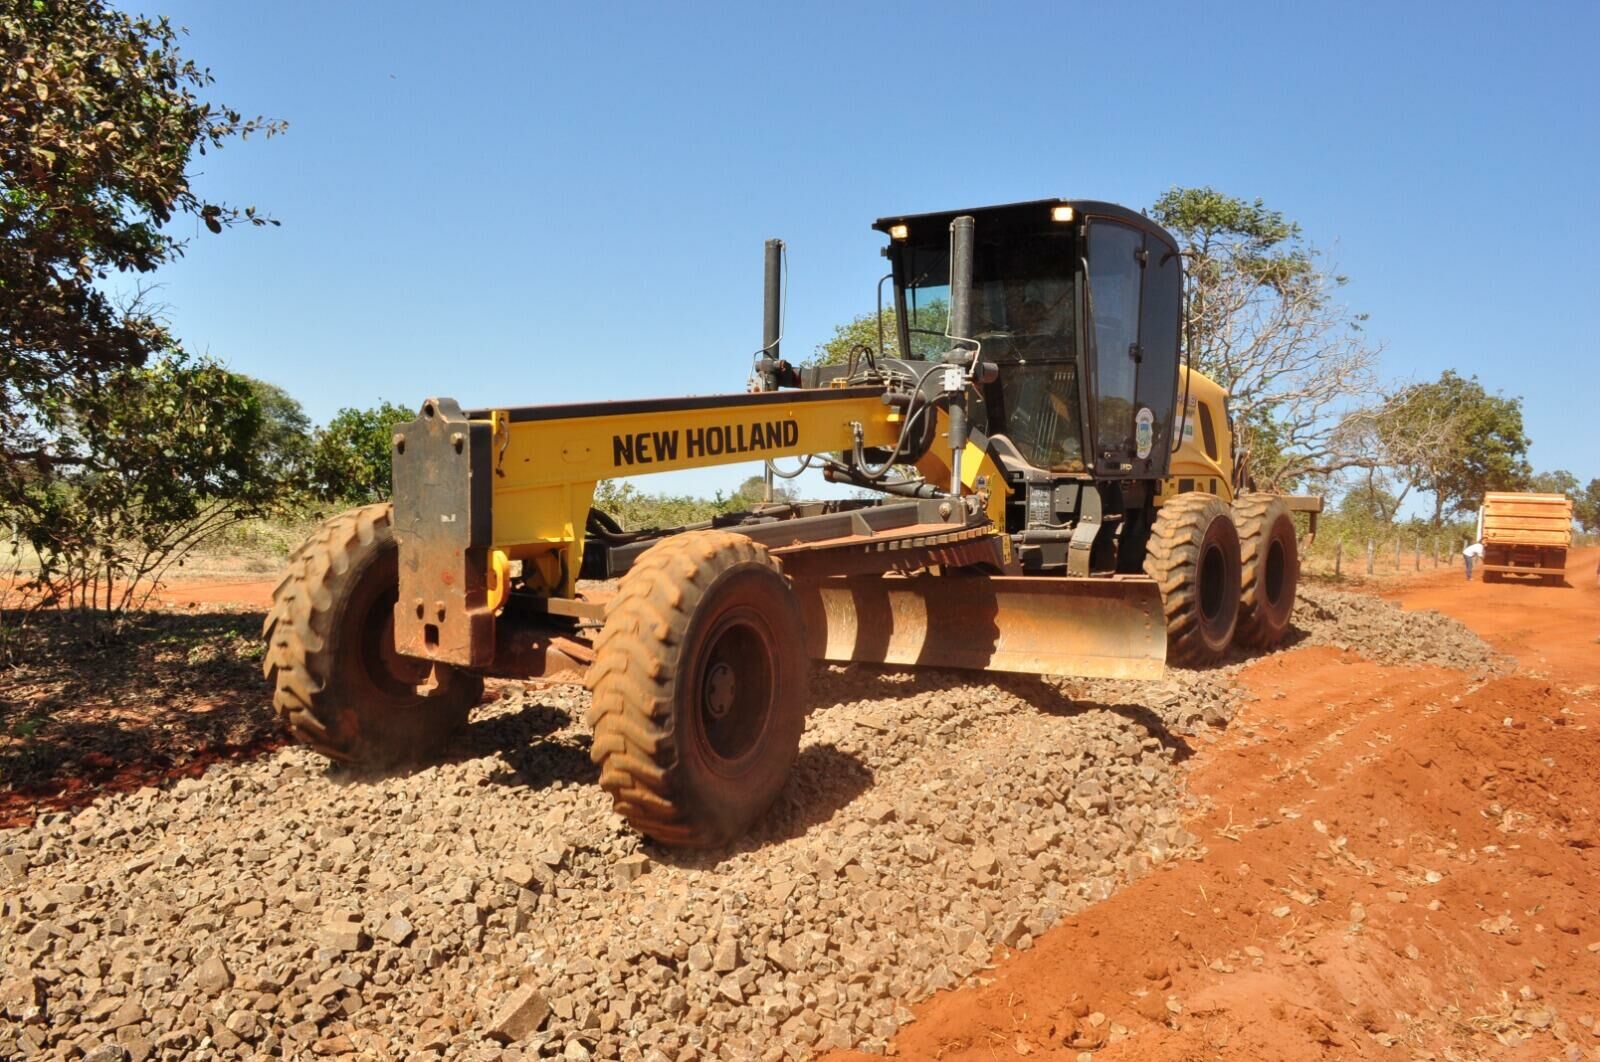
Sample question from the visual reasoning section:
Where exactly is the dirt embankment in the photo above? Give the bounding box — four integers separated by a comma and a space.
828, 547, 1599, 1062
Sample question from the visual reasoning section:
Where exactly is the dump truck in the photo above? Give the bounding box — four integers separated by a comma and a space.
1477, 491, 1573, 584
264, 199, 1319, 848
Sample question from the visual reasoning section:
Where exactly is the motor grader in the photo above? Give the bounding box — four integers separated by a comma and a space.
264, 198, 1319, 848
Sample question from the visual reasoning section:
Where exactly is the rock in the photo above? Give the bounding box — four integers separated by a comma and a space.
502, 863, 538, 889
319, 912, 368, 952
108, 999, 146, 1029
379, 915, 415, 945
195, 954, 232, 995
1, 975, 45, 1022
487, 985, 550, 1043
712, 938, 740, 974
614, 854, 651, 884
1554, 913, 1581, 934
226, 1009, 261, 1039
686, 943, 714, 973
0, 852, 28, 882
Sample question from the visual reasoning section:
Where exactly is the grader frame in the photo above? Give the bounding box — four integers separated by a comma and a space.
388, 386, 1163, 688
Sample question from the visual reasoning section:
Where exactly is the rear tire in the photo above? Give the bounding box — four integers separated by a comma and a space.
586, 531, 808, 848
1233, 494, 1299, 648
1144, 493, 1241, 667
262, 503, 482, 768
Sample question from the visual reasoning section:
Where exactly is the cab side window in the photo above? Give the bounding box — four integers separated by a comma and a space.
1198, 402, 1219, 461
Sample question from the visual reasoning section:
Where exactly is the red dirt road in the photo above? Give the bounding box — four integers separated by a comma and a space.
829, 548, 1600, 1061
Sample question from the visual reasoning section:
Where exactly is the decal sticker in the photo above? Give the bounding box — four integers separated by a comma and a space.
1135, 407, 1155, 459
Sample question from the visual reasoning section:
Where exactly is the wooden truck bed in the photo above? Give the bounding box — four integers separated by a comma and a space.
1479, 492, 1573, 579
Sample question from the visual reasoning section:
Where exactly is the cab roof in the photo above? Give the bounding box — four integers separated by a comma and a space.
871, 198, 1178, 251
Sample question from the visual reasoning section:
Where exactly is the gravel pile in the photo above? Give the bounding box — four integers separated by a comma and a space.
1, 667, 1202, 1061
0, 581, 1490, 1061
1293, 584, 1501, 673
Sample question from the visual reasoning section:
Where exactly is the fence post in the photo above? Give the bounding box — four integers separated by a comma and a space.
1334, 538, 1343, 577
1367, 538, 1375, 575
1394, 538, 1402, 570
1415, 538, 1421, 571
1433, 537, 1440, 568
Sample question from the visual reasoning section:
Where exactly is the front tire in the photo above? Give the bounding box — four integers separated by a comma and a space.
1233, 494, 1299, 648
262, 503, 482, 768
1144, 493, 1241, 667
586, 531, 808, 848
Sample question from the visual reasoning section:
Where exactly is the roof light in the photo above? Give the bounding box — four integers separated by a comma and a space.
888, 224, 909, 240
1051, 205, 1075, 223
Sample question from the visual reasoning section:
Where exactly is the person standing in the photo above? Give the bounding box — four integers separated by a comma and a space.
1463, 540, 1485, 581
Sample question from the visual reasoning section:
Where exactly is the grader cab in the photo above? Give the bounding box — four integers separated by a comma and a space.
264, 198, 1313, 848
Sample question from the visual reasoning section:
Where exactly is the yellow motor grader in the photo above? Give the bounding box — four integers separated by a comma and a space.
264, 199, 1319, 848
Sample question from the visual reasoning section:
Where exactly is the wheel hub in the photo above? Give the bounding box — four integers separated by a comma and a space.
704, 662, 737, 719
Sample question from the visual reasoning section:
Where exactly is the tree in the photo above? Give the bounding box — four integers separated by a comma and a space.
811, 300, 950, 368
1150, 188, 1382, 491
1, 1, 282, 489
1578, 479, 1600, 534
811, 307, 903, 367
307, 402, 415, 505
243, 378, 313, 492
1529, 469, 1579, 498
1375, 370, 1529, 524
5, 355, 280, 611
730, 474, 797, 506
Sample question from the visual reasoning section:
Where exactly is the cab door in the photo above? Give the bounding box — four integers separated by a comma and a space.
1085, 220, 1144, 474
1086, 219, 1182, 479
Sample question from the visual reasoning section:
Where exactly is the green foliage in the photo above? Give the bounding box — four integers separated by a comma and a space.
810, 300, 950, 368
307, 402, 414, 505
1528, 468, 1579, 498
730, 474, 797, 506
0, 1, 283, 614
1151, 186, 1313, 292
591, 481, 739, 530
811, 307, 903, 367
3, 355, 283, 611
1338, 478, 1401, 524
1235, 410, 1299, 492
1377, 370, 1530, 524
1578, 479, 1600, 533
0, 0, 282, 483
243, 377, 313, 490
590, 474, 793, 532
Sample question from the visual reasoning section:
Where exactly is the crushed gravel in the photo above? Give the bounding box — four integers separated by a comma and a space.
0, 583, 1496, 1061
1292, 584, 1502, 673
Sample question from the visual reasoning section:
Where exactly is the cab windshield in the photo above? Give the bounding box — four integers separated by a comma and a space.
898, 226, 1084, 471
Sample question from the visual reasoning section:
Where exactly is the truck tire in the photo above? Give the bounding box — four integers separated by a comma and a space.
263, 503, 482, 768
587, 531, 808, 848
1233, 493, 1299, 648
1144, 493, 1241, 667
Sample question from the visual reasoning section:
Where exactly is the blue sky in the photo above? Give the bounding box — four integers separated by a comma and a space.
143, 0, 1598, 500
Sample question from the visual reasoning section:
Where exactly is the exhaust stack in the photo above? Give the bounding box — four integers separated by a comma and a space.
945, 216, 976, 495
755, 238, 783, 391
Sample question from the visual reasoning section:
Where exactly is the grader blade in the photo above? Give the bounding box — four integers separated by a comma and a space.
792, 573, 1166, 681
